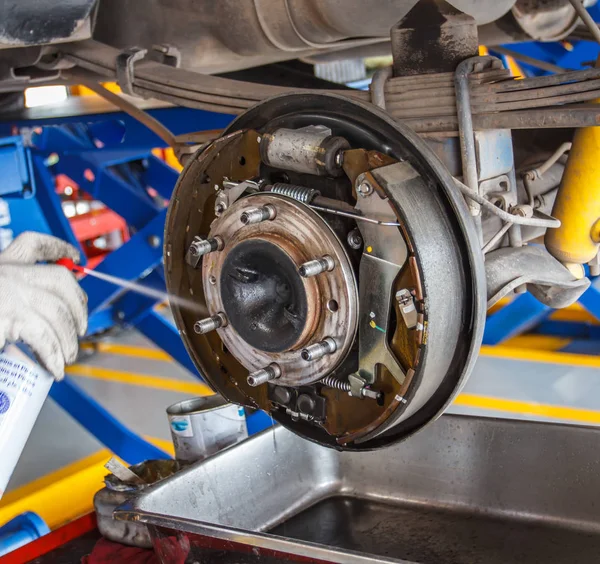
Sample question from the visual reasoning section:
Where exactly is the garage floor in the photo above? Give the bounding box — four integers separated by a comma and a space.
1, 325, 600, 530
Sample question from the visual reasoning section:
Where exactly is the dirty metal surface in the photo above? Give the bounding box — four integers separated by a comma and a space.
116, 415, 600, 564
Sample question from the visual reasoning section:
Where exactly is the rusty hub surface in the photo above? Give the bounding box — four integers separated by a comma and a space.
203, 193, 358, 387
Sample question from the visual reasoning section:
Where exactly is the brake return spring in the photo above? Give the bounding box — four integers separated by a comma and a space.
320, 376, 351, 391
270, 183, 320, 204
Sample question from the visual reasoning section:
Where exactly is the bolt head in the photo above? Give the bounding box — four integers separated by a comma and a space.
357, 181, 373, 197
347, 229, 363, 250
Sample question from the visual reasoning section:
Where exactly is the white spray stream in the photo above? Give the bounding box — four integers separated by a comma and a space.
80, 267, 205, 314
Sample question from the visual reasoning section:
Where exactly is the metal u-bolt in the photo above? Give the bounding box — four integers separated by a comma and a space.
298, 255, 335, 278
247, 363, 282, 387
240, 204, 276, 225
194, 313, 227, 335
301, 337, 337, 361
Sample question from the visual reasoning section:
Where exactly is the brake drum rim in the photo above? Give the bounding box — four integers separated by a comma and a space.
164, 92, 485, 449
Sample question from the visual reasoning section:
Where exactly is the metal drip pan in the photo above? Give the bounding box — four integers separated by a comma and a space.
115, 415, 600, 563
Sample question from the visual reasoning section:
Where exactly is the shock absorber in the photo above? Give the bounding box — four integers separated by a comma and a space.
545, 128, 600, 278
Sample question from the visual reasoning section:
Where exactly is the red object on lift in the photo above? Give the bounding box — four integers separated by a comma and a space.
57, 174, 130, 268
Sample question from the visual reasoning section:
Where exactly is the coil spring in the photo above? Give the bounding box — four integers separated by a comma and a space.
270, 183, 320, 204
320, 376, 351, 391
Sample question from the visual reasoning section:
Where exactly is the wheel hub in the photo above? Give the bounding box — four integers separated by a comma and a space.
202, 193, 358, 387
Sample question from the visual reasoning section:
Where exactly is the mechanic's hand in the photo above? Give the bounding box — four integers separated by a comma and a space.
0, 232, 88, 380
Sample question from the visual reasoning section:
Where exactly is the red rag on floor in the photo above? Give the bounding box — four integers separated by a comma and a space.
82, 537, 189, 564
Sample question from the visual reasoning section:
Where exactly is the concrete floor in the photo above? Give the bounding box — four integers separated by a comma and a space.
4, 327, 600, 501
450, 354, 600, 424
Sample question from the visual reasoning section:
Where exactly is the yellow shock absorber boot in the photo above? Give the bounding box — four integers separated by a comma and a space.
545, 125, 600, 277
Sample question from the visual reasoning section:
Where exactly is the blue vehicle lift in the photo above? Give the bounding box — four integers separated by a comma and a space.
0, 101, 275, 463
488, 4, 600, 78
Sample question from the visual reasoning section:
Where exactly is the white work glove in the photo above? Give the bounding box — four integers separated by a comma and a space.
0, 232, 88, 380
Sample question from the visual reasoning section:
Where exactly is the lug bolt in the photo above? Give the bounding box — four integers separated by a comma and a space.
347, 229, 363, 250
194, 313, 227, 335
189, 236, 223, 258
247, 363, 282, 387
301, 337, 337, 362
298, 255, 335, 278
240, 204, 276, 225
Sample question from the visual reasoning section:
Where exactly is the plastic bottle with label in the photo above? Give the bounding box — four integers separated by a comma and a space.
0, 345, 54, 498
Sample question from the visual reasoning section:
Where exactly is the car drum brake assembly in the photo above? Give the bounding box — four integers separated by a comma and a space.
164, 93, 486, 449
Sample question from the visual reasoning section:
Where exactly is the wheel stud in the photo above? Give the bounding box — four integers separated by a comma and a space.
194, 313, 227, 335
247, 363, 282, 386
186, 236, 223, 268
298, 255, 335, 278
240, 205, 276, 225
301, 337, 337, 361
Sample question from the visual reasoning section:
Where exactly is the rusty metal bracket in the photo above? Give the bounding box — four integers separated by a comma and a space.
116, 47, 148, 97
152, 44, 182, 68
